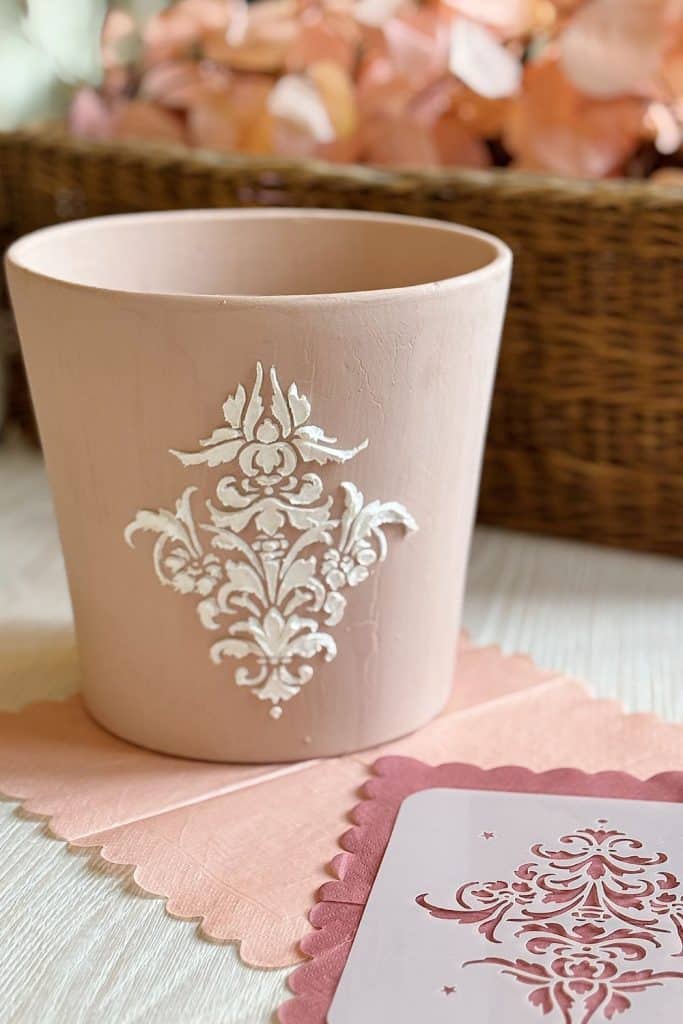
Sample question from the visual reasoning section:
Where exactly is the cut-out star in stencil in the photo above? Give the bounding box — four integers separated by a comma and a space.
481, 830, 495, 839
442, 985, 456, 996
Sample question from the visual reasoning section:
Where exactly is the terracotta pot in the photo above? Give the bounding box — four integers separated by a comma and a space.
6, 209, 511, 761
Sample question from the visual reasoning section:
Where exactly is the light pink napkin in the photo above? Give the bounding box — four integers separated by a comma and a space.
0, 636, 679, 967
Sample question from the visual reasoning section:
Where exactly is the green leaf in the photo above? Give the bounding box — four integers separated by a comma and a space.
24, 0, 108, 85
0, 20, 70, 130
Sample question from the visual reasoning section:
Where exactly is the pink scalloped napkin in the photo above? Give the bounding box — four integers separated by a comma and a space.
0, 636, 681, 969
285, 762, 683, 1024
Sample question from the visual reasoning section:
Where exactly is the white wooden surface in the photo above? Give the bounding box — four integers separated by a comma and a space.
0, 440, 681, 1023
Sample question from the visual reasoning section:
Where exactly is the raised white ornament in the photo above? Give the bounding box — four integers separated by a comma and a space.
125, 363, 417, 718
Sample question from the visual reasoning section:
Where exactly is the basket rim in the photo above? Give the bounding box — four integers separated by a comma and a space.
2, 124, 682, 209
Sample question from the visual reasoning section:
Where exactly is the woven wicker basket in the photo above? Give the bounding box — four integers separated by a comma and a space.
1, 126, 682, 554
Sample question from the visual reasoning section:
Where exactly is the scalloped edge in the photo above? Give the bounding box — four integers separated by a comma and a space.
279, 757, 683, 1023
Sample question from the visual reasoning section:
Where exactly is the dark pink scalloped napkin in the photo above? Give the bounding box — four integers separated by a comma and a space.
280, 759, 683, 1023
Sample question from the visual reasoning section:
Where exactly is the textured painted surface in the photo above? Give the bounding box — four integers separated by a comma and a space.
7, 209, 510, 760
0, 446, 681, 1021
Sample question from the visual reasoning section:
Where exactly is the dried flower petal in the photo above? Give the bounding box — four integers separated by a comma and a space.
645, 100, 683, 153
452, 85, 511, 136
650, 166, 683, 184
354, 0, 405, 29
506, 57, 644, 176
140, 61, 215, 109
383, 9, 450, 86
308, 60, 358, 139
111, 99, 186, 143
444, 0, 536, 36
144, 0, 228, 64
268, 73, 335, 143
187, 94, 238, 151
286, 15, 360, 72
449, 18, 522, 99
362, 115, 439, 165
63, 0, 683, 180
69, 86, 113, 139
662, 34, 683, 97
433, 113, 491, 165
205, 0, 298, 72
561, 0, 665, 98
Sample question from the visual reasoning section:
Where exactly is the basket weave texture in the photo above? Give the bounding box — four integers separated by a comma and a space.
1, 127, 682, 554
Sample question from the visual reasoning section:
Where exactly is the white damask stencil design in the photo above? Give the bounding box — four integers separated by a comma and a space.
125, 363, 417, 718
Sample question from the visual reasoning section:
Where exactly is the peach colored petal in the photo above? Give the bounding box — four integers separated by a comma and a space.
645, 101, 683, 153
100, 65, 132, 102
268, 73, 336, 144
272, 117, 319, 158
140, 60, 223, 110
354, 0, 405, 28
651, 166, 683, 185
241, 107, 275, 154
144, 0, 229, 65
69, 87, 114, 141
357, 51, 400, 101
111, 100, 187, 144
285, 15, 360, 73
506, 57, 644, 177
561, 0, 666, 98
187, 94, 238, 152
205, 0, 298, 72
661, 35, 683, 97
433, 112, 491, 166
452, 85, 511, 136
316, 133, 363, 163
225, 0, 250, 46
449, 18, 522, 99
357, 71, 414, 121
229, 72, 273, 132
361, 115, 439, 166
443, 0, 536, 36
101, 9, 138, 69
308, 60, 358, 139
188, 73, 275, 153
408, 76, 457, 126
383, 9, 450, 86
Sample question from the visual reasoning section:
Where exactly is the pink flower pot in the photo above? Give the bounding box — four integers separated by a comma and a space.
6, 209, 511, 761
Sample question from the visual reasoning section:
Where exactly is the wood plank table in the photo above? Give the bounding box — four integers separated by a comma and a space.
1, 441, 680, 1023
